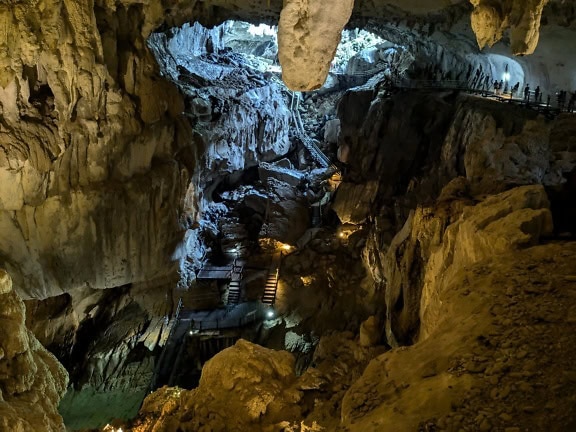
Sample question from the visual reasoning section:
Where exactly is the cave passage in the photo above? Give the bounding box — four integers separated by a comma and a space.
55, 16, 576, 432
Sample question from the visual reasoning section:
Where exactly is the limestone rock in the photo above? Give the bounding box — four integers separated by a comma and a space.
359, 316, 381, 347
324, 119, 341, 144
333, 181, 379, 225
278, 0, 354, 90
133, 339, 302, 431
380, 185, 552, 346
342, 241, 576, 431
469, 0, 550, 55
0, 269, 11, 294
0, 269, 68, 432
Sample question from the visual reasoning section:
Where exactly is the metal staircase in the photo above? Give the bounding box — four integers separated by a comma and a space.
227, 260, 243, 305
261, 253, 282, 305
262, 269, 279, 305
227, 279, 241, 304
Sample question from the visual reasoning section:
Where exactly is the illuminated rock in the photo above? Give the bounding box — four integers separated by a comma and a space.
278, 0, 354, 90
469, 0, 550, 55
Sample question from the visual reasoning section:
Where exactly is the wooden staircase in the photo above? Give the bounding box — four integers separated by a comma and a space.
261, 253, 282, 305
261, 270, 278, 305
227, 279, 241, 304
227, 260, 243, 305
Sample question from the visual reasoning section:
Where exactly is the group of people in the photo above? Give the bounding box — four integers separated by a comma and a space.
522, 85, 576, 111
555, 90, 576, 111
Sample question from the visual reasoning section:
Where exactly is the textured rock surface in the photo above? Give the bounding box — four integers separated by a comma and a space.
0, 270, 68, 431
278, 0, 354, 90
469, 0, 549, 54
0, 0, 191, 299
381, 185, 552, 345
342, 240, 576, 432
132, 339, 303, 431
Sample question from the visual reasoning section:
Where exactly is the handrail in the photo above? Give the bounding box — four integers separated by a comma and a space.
291, 109, 334, 169
191, 308, 260, 331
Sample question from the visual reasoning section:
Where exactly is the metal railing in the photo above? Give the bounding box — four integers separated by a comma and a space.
191, 309, 259, 331
291, 108, 336, 170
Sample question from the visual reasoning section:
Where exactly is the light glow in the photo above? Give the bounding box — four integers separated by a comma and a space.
266, 310, 275, 318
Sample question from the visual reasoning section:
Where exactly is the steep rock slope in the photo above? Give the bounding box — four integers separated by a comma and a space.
342, 186, 576, 431
0, 269, 68, 431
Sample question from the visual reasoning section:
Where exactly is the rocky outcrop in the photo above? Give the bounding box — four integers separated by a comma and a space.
133, 339, 302, 431
342, 238, 576, 432
336, 87, 576, 237
278, 0, 354, 90
379, 185, 553, 346
0, 269, 68, 431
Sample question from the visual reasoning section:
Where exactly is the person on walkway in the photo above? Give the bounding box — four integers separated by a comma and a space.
559, 90, 567, 110
568, 92, 576, 113
547, 95, 551, 107
534, 86, 541, 104
524, 84, 531, 103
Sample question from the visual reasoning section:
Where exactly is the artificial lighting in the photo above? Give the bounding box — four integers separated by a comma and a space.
266, 309, 275, 318
189, 331, 193, 335
503, 72, 511, 81
339, 232, 345, 238
282, 244, 292, 251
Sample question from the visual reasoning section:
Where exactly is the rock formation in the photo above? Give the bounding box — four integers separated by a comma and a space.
278, 0, 354, 90
0, 269, 68, 431
342, 195, 576, 431
2, 0, 576, 430
469, 0, 550, 55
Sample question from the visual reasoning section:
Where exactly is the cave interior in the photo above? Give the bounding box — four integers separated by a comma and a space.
1, 1, 576, 431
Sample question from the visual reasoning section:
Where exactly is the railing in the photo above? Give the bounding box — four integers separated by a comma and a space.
291, 108, 335, 169
191, 309, 259, 331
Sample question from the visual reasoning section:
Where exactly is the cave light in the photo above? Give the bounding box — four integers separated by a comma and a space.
247, 23, 277, 38
266, 309, 275, 319
281, 243, 292, 251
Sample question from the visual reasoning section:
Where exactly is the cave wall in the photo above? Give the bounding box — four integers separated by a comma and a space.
334, 84, 576, 344
0, 269, 68, 431
0, 1, 195, 299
